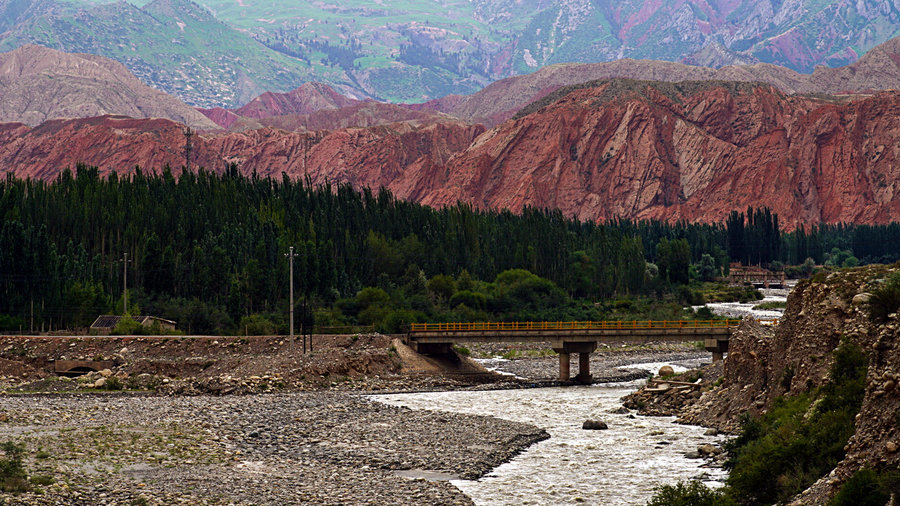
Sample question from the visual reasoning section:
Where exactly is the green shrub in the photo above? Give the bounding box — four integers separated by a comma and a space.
752, 301, 787, 310
647, 481, 736, 506
449, 290, 487, 309
829, 468, 891, 506
723, 339, 869, 505
110, 316, 145, 335
868, 272, 900, 323
452, 344, 471, 356
102, 376, 123, 391
29, 475, 53, 486
0, 442, 28, 493
238, 314, 277, 335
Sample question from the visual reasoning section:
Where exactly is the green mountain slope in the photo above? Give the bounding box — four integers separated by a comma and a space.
4, 0, 900, 107
0, 0, 344, 107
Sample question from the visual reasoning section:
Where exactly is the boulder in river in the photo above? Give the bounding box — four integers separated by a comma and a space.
658, 366, 675, 376
582, 420, 608, 430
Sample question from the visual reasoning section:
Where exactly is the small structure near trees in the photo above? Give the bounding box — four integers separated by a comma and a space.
90, 315, 177, 335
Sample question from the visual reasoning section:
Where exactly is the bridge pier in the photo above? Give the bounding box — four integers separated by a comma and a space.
576, 352, 591, 384
705, 338, 729, 362
559, 352, 570, 381
553, 341, 597, 384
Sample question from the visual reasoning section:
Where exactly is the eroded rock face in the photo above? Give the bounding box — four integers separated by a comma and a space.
0, 115, 484, 195
420, 82, 900, 229
678, 264, 900, 504
8, 81, 900, 228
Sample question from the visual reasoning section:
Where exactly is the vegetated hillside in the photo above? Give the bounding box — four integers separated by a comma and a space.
446, 36, 900, 127
420, 79, 900, 228
0, 0, 332, 108
678, 265, 900, 504
0, 45, 216, 129
5, 0, 900, 106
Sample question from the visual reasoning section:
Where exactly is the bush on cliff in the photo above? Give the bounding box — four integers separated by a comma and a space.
647, 481, 735, 506
722, 338, 868, 505
0, 441, 29, 493
650, 339, 870, 506
868, 272, 900, 323
829, 468, 893, 506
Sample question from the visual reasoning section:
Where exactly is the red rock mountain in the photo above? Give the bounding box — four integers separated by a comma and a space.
444, 37, 900, 127
200, 83, 447, 132
0, 115, 484, 191
0, 45, 217, 129
423, 80, 900, 228
233, 82, 360, 120
6, 80, 900, 228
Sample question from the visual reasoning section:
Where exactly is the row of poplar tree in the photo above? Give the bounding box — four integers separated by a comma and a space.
0, 165, 897, 332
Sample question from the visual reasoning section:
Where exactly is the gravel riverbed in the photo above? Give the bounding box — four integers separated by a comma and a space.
0, 340, 712, 505
0, 393, 547, 505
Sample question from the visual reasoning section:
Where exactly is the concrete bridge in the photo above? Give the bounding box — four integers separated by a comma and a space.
407, 320, 749, 384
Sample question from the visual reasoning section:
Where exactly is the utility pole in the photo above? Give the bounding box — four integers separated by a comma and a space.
183, 127, 194, 171
121, 253, 132, 315
285, 246, 298, 354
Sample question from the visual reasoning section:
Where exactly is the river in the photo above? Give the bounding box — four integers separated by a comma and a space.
374, 368, 726, 505
373, 284, 791, 505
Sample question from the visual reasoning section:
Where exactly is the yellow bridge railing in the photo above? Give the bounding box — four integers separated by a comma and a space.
409, 319, 777, 332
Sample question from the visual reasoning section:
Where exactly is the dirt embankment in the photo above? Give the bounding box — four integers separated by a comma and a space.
0, 333, 511, 395
626, 264, 900, 503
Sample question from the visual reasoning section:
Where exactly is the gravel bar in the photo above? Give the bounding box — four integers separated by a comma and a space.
0, 393, 548, 505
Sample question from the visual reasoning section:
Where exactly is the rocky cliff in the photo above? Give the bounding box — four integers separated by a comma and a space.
9, 79, 900, 227
0, 115, 484, 191
675, 265, 900, 503
420, 80, 900, 228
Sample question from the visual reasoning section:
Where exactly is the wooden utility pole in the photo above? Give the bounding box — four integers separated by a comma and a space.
121, 253, 131, 315
183, 127, 194, 171
285, 246, 299, 354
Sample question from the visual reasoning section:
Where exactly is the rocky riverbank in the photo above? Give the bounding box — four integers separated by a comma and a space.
0, 392, 548, 505
0, 332, 724, 504
621, 264, 900, 504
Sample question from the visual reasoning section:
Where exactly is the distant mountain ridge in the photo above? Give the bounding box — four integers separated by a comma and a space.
4, 0, 900, 106
0, 44, 216, 128
444, 36, 900, 126
7, 80, 900, 228
206, 36, 900, 130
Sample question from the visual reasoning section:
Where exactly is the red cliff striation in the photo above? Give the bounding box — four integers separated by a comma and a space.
7, 80, 900, 228
418, 80, 900, 229
0, 115, 485, 194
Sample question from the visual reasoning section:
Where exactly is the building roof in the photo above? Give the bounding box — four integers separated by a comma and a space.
90, 315, 177, 329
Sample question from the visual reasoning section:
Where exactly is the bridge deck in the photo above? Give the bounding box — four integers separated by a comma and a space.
405, 319, 774, 382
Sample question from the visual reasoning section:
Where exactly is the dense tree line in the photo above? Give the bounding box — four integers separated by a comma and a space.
1, 166, 898, 333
